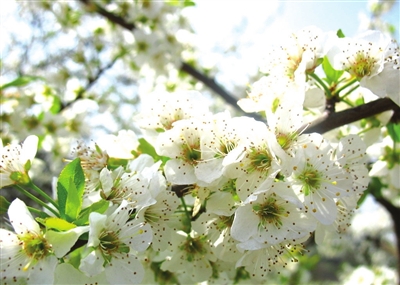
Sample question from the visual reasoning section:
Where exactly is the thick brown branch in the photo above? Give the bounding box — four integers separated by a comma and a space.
305, 98, 399, 134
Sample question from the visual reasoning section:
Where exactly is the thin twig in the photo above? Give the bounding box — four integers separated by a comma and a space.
77, 0, 258, 119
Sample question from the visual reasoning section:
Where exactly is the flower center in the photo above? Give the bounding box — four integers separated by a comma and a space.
276, 132, 298, 151
348, 52, 377, 78
252, 195, 287, 228
216, 215, 234, 231
215, 140, 237, 158
247, 146, 272, 173
144, 207, 159, 224
180, 236, 207, 262
99, 230, 129, 258
19, 232, 52, 271
181, 141, 201, 165
297, 165, 322, 195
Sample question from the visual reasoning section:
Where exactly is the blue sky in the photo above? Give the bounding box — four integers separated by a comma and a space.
184, 0, 399, 92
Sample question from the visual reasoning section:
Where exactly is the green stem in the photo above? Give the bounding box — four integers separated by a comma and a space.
27, 206, 47, 216
180, 197, 192, 229
341, 98, 355, 107
308, 73, 332, 98
339, 83, 360, 100
333, 77, 359, 97
15, 185, 60, 217
28, 182, 59, 209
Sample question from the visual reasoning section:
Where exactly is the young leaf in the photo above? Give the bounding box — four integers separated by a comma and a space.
74, 200, 109, 226
336, 29, 345, 38
57, 158, 85, 222
0, 75, 43, 90
0, 196, 11, 216
137, 138, 169, 164
39, 217, 77, 231
322, 56, 344, 84
387, 122, 400, 142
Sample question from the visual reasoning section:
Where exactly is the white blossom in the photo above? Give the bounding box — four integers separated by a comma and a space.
0, 199, 74, 284
286, 137, 354, 225
80, 200, 152, 284
0, 135, 38, 187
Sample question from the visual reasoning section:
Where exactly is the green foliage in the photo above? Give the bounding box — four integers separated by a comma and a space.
387, 122, 400, 142
367, 177, 384, 199
0, 196, 11, 216
74, 200, 109, 226
0, 75, 43, 91
37, 217, 77, 231
336, 29, 346, 38
135, 138, 170, 164
57, 158, 85, 222
322, 56, 344, 85
357, 188, 370, 207
166, 0, 196, 7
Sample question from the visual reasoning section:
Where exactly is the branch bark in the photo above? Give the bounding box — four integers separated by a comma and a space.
305, 98, 399, 134
60, 55, 121, 110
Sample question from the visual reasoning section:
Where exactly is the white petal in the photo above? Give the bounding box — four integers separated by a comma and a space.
195, 158, 223, 183
9, 198, 40, 235
46, 226, 89, 258
105, 254, 145, 284
28, 256, 58, 284
55, 263, 109, 285
20, 135, 38, 167
121, 222, 152, 252
164, 159, 197, 184
80, 250, 105, 277
87, 212, 107, 247
231, 205, 259, 242
99, 168, 113, 194
305, 195, 337, 225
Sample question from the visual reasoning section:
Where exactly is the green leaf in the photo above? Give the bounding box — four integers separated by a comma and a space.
108, 157, 128, 170
337, 29, 345, 38
49, 95, 61, 114
0, 196, 11, 216
68, 246, 84, 270
322, 56, 344, 84
57, 158, 85, 222
183, 0, 196, 7
0, 75, 43, 90
356, 188, 369, 207
366, 177, 383, 200
74, 200, 109, 226
137, 138, 169, 164
387, 122, 400, 142
38, 217, 77, 231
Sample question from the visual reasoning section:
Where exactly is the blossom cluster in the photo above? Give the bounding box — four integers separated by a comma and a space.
1, 26, 399, 284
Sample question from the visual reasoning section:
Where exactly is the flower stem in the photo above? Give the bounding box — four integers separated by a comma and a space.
308, 73, 332, 98
15, 185, 60, 217
333, 77, 359, 97
28, 182, 59, 209
180, 197, 192, 232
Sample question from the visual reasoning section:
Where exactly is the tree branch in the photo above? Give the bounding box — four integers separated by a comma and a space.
60, 55, 121, 110
305, 98, 399, 134
371, 192, 400, 284
77, 0, 256, 118
79, 0, 136, 31
180, 62, 264, 120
